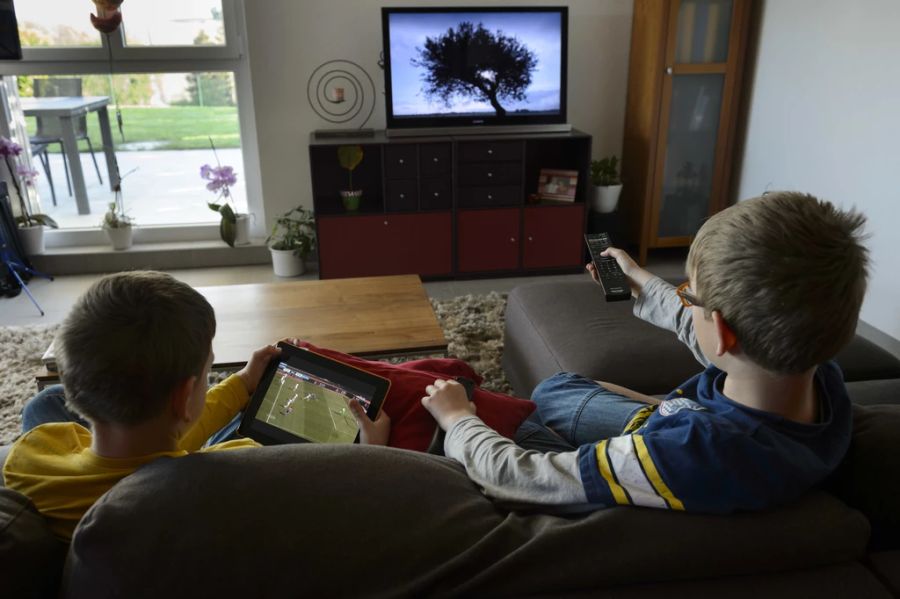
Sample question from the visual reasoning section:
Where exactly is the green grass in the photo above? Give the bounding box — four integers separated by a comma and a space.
26, 106, 240, 152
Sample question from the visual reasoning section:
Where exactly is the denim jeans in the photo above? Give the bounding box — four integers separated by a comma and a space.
21, 384, 243, 445
515, 372, 647, 452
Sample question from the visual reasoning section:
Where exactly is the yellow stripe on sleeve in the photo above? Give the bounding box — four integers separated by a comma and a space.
632, 434, 685, 511
595, 440, 630, 505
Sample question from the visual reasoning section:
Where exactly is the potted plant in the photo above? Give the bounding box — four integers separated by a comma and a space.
589, 155, 623, 213
202, 139, 249, 247
0, 136, 58, 255
267, 205, 316, 277
337, 145, 363, 211
101, 192, 134, 250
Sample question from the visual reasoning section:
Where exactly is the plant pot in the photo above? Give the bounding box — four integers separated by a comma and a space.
269, 247, 306, 277
104, 225, 134, 251
592, 184, 623, 213
234, 214, 251, 245
17, 225, 45, 255
340, 190, 363, 212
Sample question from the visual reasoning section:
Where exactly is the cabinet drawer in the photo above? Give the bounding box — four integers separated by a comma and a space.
420, 178, 452, 210
385, 179, 418, 212
384, 145, 418, 179
458, 140, 523, 163
458, 162, 521, 186
419, 143, 451, 177
457, 185, 522, 208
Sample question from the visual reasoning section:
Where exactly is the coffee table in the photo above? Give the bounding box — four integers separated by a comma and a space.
36, 275, 447, 388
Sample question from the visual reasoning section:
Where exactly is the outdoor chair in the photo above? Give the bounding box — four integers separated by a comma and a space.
29, 78, 103, 195
30, 142, 61, 207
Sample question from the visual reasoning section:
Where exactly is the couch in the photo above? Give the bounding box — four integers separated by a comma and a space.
2, 279, 899, 597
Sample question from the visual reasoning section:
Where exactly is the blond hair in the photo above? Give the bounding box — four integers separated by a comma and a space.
687, 192, 868, 374
58, 271, 216, 425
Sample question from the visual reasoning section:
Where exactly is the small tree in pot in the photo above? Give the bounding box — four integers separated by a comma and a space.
267, 206, 316, 277
589, 155, 623, 213
337, 145, 363, 211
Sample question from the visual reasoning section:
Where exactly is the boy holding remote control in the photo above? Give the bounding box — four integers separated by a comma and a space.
422, 192, 868, 513
2, 271, 390, 540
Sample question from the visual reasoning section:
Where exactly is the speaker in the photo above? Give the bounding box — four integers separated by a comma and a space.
0, 0, 22, 61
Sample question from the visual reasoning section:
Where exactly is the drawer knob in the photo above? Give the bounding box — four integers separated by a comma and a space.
433, 192, 439, 197
487, 172, 493, 178
384, 220, 389, 225
510, 237, 516, 243
528, 236, 533, 242
398, 158, 404, 164
488, 149, 494, 155
433, 157, 439, 163
399, 193, 405, 199
487, 194, 493, 200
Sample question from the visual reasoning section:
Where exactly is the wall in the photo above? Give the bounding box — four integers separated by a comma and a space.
243, 0, 633, 221
736, 0, 900, 344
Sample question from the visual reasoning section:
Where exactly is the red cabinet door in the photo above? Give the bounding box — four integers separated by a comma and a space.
457, 208, 521, 273
318, 213, 451, 279
523, 205, 585, 269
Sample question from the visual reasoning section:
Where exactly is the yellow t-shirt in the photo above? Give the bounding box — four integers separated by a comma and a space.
2, 374, 260, 541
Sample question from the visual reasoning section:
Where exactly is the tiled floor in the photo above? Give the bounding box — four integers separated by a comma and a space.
0, 250, 689, 327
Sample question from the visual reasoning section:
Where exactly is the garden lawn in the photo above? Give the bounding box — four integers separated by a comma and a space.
26, 106, 240, 152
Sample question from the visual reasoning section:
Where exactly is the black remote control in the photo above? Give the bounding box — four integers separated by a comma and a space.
426, 376, 476, 456
584, 232, 631, 302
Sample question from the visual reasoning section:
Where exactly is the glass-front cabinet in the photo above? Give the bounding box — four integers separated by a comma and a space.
621, 0, 752, 264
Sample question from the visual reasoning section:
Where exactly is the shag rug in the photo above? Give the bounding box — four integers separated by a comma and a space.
0, 292, 510, 445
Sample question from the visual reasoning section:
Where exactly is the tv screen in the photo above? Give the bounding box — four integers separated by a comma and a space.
382, 6, 567, 131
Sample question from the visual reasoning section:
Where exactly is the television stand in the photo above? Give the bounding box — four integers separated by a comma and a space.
385, 123, 573, 138
309, 128, 591, 280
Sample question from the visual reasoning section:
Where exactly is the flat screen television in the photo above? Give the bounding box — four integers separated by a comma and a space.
382, 6, 568, 135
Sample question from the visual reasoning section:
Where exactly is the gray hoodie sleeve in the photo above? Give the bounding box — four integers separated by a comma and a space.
633, 276, 709, 367
444, 415, 589, 506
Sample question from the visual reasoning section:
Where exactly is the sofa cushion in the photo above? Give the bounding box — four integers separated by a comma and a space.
503, 280, 900, 397
63, 445, 871, 598
296, 342, 535, 451
867, 551, 900, 597
826, 404, 900, 550
0, 487, 66, 598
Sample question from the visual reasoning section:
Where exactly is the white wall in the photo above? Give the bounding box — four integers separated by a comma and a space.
243, 0, 633, 221
737, 0, 900, 343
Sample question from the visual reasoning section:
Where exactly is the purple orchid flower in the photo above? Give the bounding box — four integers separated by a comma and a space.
16, 164, 40, 187
0, 137, 22, 157
200, 163, 238, 196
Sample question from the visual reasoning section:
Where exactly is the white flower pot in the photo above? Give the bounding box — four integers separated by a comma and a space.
270, 247, 306, 277
105, 226, 134, 251
591, 184, 623, 213
234, 214, 250, 245
17, 225, 45, 255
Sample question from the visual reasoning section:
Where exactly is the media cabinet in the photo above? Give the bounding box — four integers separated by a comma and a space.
309, 130, 591, 280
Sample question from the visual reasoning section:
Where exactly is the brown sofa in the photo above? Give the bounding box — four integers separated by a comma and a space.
2, 279, 899, 597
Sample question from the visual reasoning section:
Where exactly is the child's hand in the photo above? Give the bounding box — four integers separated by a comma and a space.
348, 400, 391, 446
236, 344, 281, 394
421, 378, 477, 431
586, 246, 653, 297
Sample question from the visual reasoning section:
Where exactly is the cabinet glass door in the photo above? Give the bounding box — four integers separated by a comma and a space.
657, 74, 724, 239
675, 0, 733, 64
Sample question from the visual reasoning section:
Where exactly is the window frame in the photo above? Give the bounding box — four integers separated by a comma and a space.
3, 0, 264, 246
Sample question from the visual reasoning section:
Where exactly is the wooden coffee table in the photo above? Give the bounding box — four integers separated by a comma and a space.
36, 275, 447, 388
200, 274, 447, 367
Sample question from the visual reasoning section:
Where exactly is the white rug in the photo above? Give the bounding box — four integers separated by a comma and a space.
0, 293, 510, 446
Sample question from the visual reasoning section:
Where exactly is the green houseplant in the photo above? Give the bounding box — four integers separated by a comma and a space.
1, 136, 58, 255
589, 155, 623, 213
266, 205, 316, 277
337, 145, 364, 211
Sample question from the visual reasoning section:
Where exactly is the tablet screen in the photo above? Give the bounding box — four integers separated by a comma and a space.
240, 344, 389, 445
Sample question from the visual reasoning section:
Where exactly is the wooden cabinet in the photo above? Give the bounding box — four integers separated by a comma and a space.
309, 131, 591, 279
621, 0, 752, 264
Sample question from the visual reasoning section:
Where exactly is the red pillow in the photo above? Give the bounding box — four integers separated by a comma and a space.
294, 342, 536, 451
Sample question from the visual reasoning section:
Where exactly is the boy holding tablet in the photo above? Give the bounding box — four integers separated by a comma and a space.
3, 271, 390, 541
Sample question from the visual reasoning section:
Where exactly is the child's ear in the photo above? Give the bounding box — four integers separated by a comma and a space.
711, 311, 739, 356
170, 375, 199, 422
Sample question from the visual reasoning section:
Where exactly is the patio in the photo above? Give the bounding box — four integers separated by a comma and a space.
32, 148, 248, 230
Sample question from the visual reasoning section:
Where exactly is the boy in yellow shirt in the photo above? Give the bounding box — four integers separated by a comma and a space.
2, 271, 390, 540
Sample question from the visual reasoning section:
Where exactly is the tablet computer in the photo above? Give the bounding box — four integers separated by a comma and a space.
238, 342, 390, 445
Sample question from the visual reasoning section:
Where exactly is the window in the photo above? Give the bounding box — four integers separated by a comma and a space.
3, 0, 258, 240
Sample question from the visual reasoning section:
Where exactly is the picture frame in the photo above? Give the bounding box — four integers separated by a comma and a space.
536, 168, 578, 202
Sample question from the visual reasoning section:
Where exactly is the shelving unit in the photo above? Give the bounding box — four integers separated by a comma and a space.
309, 130, 591, 280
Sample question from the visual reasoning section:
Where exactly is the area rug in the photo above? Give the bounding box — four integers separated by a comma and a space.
0, 292, 510, 445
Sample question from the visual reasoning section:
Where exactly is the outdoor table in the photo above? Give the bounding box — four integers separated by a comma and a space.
21, 96, 120, 215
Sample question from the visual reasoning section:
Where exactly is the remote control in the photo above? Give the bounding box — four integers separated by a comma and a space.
584, 232, 631, 302
426, 376, 476, 456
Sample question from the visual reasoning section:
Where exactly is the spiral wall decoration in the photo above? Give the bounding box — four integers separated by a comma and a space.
307, 59, 377, 129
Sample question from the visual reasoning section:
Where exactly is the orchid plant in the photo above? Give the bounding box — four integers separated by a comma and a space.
0, 136, 58, 229
201, 139, 241, 247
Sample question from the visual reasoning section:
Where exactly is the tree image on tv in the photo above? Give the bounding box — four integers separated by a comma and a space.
411, 21, 537, 117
